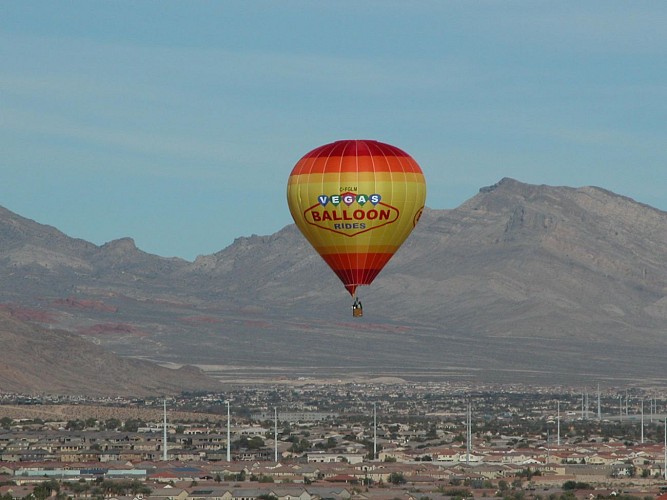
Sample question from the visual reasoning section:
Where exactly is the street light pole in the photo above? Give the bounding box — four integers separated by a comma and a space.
557, 401, 561, 446
274, 407, 278, 463
226, 400, 231, 462
373, 402, 377, 460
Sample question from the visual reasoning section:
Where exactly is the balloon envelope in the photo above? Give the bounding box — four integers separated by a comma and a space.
286, 140, 426, 296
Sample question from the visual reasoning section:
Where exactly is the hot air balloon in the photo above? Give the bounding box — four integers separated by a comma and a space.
286, 140, 426, 316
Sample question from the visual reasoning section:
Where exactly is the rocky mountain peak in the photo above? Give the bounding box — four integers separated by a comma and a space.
100, 237, 139, 255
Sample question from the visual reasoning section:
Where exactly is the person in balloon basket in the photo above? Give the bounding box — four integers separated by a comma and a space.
352, 297, 363, 317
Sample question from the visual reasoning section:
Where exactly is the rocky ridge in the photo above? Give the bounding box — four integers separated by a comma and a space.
1, 178, 667, 389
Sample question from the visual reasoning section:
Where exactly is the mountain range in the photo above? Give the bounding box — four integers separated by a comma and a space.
2, 177, 667, 394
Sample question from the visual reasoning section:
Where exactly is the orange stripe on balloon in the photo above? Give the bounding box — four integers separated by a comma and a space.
313, 244, 399, 254
287, 171, 426, 185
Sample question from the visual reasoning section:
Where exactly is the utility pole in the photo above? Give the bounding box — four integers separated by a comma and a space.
163, 399, 168, 461
641, 400, 644, 444
226, 400, 231, 462
274, 407, 278, 463
557, 400, 561, 446
373, 402, 377, 460
466, 401, 471, 465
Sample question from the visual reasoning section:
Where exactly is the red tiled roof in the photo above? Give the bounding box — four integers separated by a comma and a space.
325, 474, 357, 483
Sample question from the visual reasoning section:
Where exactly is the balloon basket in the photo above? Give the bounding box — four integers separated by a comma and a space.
352, 296, 363, 317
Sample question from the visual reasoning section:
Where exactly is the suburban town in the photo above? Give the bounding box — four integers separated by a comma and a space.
1, 383, 667, 500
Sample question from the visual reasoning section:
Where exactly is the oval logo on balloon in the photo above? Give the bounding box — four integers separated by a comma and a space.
303, 195, 400, 237
287, 139, 426, 297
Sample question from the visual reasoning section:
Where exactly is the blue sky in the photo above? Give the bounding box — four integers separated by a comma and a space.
2, 1, 666, 260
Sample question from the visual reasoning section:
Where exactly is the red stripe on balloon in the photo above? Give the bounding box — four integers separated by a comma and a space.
290, 140, 423, 176
321, 252, 395, 296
